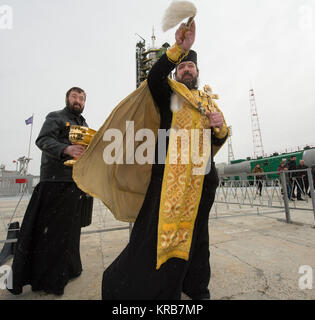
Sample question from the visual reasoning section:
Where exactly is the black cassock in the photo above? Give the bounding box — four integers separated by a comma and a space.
8, 181, 92, 295
101, 54, 227, 300
8, 107, 93, 296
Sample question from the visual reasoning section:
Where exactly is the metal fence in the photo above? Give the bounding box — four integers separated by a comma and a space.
0, 176, 132, 265
1, 169, 314, 265
214, 168, 315, 226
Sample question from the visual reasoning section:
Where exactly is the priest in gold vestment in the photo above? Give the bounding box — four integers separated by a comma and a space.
74, 21, 228, 300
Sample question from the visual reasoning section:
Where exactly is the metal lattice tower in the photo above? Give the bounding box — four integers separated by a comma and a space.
136, 28, 170, 88
249, 88, 264, 158
227, 126, 235, 164
136, 37, 146, 88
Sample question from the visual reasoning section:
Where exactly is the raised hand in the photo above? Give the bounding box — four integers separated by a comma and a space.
175, 20, 196, 52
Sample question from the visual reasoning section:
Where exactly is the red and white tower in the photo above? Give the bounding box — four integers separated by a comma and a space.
249, 88, 264, 158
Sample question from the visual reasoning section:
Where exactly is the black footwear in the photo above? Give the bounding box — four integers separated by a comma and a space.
6, 284, 22, 295
297, 198, 305, 201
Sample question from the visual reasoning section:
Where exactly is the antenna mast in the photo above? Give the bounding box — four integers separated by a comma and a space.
249, 88, 264, 158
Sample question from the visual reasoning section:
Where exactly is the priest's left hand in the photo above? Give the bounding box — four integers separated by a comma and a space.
206, 112, 223, 129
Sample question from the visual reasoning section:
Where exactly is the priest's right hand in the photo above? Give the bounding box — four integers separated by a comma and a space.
175, 20, 196, 52
63, 145, 86, 158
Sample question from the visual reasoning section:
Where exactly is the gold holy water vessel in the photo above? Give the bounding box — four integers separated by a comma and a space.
64, 125, 97, 166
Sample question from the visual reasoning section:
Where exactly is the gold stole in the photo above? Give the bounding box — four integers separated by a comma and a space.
156, 81, 212, 269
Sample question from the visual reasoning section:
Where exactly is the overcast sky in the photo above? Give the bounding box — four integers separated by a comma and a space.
1, 0, 314, 175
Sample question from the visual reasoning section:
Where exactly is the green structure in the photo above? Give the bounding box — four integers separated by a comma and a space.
224, 148, 313, 182
249, 151, 303, 179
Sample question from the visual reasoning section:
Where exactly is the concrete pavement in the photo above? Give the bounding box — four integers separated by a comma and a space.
0, 197, 314, 300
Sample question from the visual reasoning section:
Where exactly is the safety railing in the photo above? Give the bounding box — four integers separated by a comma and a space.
0, 185, 132, 266
1, 169, 314, 266
0, 175, 39, 249
215, 168, 315, 225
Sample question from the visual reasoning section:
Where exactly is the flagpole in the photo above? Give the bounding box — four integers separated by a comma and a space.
27, 113, 34, 159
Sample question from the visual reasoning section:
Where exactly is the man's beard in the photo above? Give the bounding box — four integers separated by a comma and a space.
176, 72, 198, 90
66, 100, 83, 115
